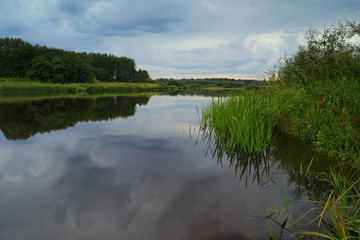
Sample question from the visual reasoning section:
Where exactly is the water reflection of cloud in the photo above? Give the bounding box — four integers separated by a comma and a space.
156, 174, 268, 240
158, 176, 227, 240
0, 96, 313, 240
54, 154, 141, 232
50, 132, 281, 240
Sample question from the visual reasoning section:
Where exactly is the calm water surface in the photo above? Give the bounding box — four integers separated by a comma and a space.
0, 95, 328, 240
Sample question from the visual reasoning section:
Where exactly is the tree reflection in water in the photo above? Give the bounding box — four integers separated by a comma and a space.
0, 96, 150, 140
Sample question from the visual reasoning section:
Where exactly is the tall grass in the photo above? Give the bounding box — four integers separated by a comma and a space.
200, 93, 274, 153
269, 78, 360, 161
267, 21, 360, 239
297, 165, 360, 239
267, 22, 360, 162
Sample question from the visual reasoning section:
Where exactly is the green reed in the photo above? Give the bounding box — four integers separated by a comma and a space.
295, 164, 360, 239
201, 93, 274, 153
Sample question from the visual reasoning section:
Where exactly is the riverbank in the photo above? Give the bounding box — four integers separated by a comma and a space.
0, 78, 169, 95
200, 22, 360, 239
0, 78, 253, 101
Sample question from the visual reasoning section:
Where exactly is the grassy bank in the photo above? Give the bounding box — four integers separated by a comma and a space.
268, 78, 360, 161
0, 78, 251, 98
0, 91, 159, 104
200, 22, 360, 238
0, 78, 170, 96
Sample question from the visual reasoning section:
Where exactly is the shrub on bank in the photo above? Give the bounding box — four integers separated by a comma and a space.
269, 22, 360, 161
269, 22, 360, 238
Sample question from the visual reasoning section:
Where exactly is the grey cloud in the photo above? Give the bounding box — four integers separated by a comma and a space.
57, 0, 202, 36
1, 26, 26, 36
87, 134, 184, 155
58, 0, 98, 15
2, 0, 360, 78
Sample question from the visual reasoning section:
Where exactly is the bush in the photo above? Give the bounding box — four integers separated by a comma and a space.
166, 80, 186, 88
145, 78, 157, 83
214, 81, 245, 88
267, 22, 360, 161
277, 22, 360, 85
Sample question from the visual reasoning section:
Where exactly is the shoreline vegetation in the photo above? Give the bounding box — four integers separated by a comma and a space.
200, 22, 360, 239
0, 77, 168, 95
0, 37, 263, 97
0, 77, 263, 100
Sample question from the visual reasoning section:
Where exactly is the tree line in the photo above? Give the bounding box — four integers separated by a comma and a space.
156, 78, 259, 86
0, 37, 150, 83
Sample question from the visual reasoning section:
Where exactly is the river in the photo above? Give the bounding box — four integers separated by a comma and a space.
0, 94, 329, 240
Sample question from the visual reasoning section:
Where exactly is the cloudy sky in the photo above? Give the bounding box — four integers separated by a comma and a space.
1, 0, 360, 79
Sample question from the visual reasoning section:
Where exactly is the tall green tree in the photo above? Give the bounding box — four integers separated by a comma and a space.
0, 38, 33, 77
0, 37, 150, 83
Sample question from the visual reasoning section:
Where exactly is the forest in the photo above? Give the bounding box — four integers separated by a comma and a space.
0, 37, 150, 83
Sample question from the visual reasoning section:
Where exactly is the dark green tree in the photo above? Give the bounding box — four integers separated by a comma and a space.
133, 69, 150, 82
116, 57, 136, 82
0, 37, 150, 83
0, 37, 33, 77
26, 56, 53, 82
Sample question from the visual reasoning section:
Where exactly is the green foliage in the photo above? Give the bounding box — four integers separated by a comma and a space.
0, 37, 33, 77
26, 56, 68, 83
200, 93, 274, 153
293, 166, 360, 240
0, 37, 150, 83
187, 84, 202, 89
269, 79, 360, 161
269, 22, 360, 161
266, 21, 360, 239
145, 78, 157, 83
277, 22, 360, 85
214, 81, 245, 88
132, 69, 150, 82
0, 79, 167, 97
93, 68, 113, 82
166, 80, 186, 88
